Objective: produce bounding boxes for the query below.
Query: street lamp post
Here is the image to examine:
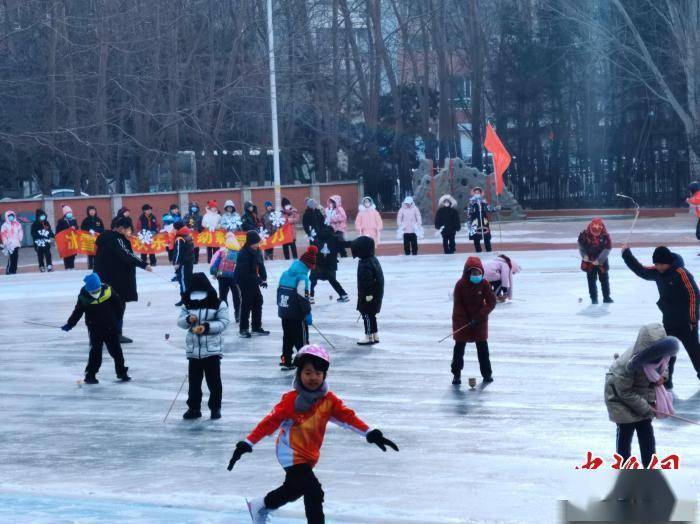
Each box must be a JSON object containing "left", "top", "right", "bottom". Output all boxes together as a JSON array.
[{"left": 266, "top": 0, "right": 282, "bottom": 210}]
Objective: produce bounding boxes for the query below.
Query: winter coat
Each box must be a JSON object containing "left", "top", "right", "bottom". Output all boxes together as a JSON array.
[
  {"left": 81, "top": 215, "right": 104, "bottom": 235},
  {"left": 325, "top": 195, "right": 347, "bottom": 233},
  {"left": 277, "top": 260, "right": 312, "bottom": 320},
  {"left": 183, "top": 211, "right": 203, "bottom": 233},
  {"left": 65, "top": 284, "right": 122, "bottom": 334},
  {"left": 233, "top": 245, "right": 267, "bottom": 287},
  {"left": 578, "top": 219, "right": 612, "bottom": 270},
  {"left": 397, "top": 204, "right": 422, "bottom": 235},
  {"left": 1, "top": 210, "right": 24, "bottom": 251},
  {"left": 351, "top": 236, "right": 384, "bottom": 315},
  {"left": 138, "top": 213, "right": 159, "bottom": 233},
  {"left": 281, "top": 203, "right": 300, "bottom": 241},
  {"left": 467, "top": 197, "right": 491, "bottom": 240},
  {"left": 94, "top": 230, "right": 148, "bottom": 302},
  {"left": 210, "top": 247, "right": 238, "bottom": 279},
  {"left": 177, "top": 273, "right": 230, "bottom": 359},
  {"left": 604, "top": 324, "right": 668, "bottom": 424},
  {"left": 434, "top": 195, "right": 461, "bottom": 236},
  {"left": 110, "top": 207, "right": 133, "bottom": 230},
  {"left": 688, "top": 191, "right": 700, "bottom": 218},
  {"left": 173, "top": 229, "right": 195, "bottom": 267},
  {"left": 31, "top": 209, "right": 54, "bottom": 248},
  {"left": 483, "top": 257, "right": 521, "bottom": 298},
  {"left": 303, "top": 208, "right": 325, "bottom": 241},
  {"left": 245, "top": 389, "right": 369, "bottom": 468},
  {"left": 55, "top": 216, "right": 78, "bottom": 234},
  {"left": 355, "top": 197, "right": 383, "bottom": 245},
  {"left": 220, "top": 211, "right": 242, "bottom": 232},
  {"left": 241, "top": 202, "right": 260, "bottom": 232},
  {"left": 622, "top": 249, "right": 699, "bottom": 329},
  {"left": 452, "top": 257, "right": 497, "bottom": 342},
  {"left": 312, "top": 227, "right": 342, "bottom": 278},
  {"left": 201, "top": 208, "right": 221, "bottom": 231},
  {"left": 262, "top": 209, "right": 278, "bottom": 234}
]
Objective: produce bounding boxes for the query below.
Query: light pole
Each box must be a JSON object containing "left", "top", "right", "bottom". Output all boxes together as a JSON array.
[{"left": 266, "top": 0, "right": 281, "bottom": 210}]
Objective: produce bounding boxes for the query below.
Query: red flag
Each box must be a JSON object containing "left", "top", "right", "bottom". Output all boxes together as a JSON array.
[{"left": 484, "top": 123, "right": 511, "bottom": 195}]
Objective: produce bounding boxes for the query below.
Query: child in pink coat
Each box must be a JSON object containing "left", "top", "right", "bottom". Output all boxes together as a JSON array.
[
  {"left": 396, "top": 196, "right": 423, "bottom": 255},
  {"left": 1, "top": 209, "right": 24, "bottom": 274},
  {"left": 355, "top": 196, "right": 383, "bottom": 245},
  {"left": 483, "top": 254, "right": 521, "bottom": 301},
  {"left": 325, "top": 195, "right": 348, "bottom": 257}
]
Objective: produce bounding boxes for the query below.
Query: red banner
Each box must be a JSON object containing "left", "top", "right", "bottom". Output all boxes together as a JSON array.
[{"left": 56, "top": 223, "right": 294, "bottom": 258}]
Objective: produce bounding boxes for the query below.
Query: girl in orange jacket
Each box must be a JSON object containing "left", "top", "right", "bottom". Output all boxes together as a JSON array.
[{"left": 227, "top": 345, "right": 398, "bottom": 523}]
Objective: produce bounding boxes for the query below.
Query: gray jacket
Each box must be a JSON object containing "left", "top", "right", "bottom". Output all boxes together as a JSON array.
[
  {"left": 177, "top": 301, "right": 230, "bottom": 359},
  {"left": 604, "top": 323, "right": 667, "bottom": 424}
]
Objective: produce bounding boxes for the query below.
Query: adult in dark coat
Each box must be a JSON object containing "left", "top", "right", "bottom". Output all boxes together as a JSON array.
[
  {"left": 232, "top": 230, "right": 269, "bottom": 337},
  {"left": 31, "top": 208, "right": 54, "bottom": 272},
  {"left": 241, "top": 201, "right": 261, "bottom": 232},
  {"left": 434, "top": 194, "right": 461, "bottom": 254},
  {"left": 451, "top": 256, "right": 497, "bottom": 384},
  {"left": 622, "top": 244, "right": 700, "bottom": 388},
  {"left": 81, "top": 205, "right": 105, "bottom": 270},
  {"left": 302, "top": 198, "right": 325, "bottom": 243},
  {"left": 94, "top": 216, "right": 151, "bottom": 343},
  {"left": 351, "top": 235, "right": 384, "bottom": 345}
]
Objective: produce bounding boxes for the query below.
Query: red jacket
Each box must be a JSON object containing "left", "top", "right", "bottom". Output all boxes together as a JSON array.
[
  {"left": 452, "top": 257, "right": 497, "bottom": 342},
  {"left": 246, "top": 390, "right": 369, "bottom": 468},
  {"left": 688, "top": 191, "right": 700, "bottom": 217}
]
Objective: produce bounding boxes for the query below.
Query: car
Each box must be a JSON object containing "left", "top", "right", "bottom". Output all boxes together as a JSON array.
[{"left": 31, "top": 188, "right": 90, "bottom": 199}]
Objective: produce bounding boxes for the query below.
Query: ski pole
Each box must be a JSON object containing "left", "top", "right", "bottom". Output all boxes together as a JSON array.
[
  {"left": 311, "top": 324, "right": 336, "bottom": 350},
  {"left": 616, "top": 193, "right": 641, "bottom": 244},
  {"left": 652, "top": 408, "right": 700, "bottom": 426},
  {"left": 24, "top": 320, "right": 61, "bottom": 329},
  {"left": 163, "top": 374, "right": 188, "bottom": 423},
  {"left": 438, "top": 323, "right": 471, "bottom": 343}
]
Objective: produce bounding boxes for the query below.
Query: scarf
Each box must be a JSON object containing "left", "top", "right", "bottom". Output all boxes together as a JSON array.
[
  {"left": 293, "top": 376, "right": 329, "bottom": 413},
  {"left": 643, "top": 356, "right": 674, "bottom": 419}
]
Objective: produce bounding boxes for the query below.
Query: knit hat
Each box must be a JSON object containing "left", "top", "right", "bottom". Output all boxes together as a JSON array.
[
  {"left": 264, "top": 200, "right": 273, "bottom": 208},
  {"left": 142, "top": 203, "right": 152, "bottom": 211},
  {"left": 403, "top": 196, "right": 414, "bottom": 205},
  {"left": 207, "top": 200, "right": 217, "bottom": 209},
  {"left": 246, "top": 230, "right": 261, "bottom": 245},
  {"left": 300, "top": 245, "right": 318, "bottom": 269},
  {"left": 305, "top": 198, "right": 317, "bottom": 208},
  {"left": 652, "top": 246, "right": 674, "bottom": 265},
  {"left": 62, "top": 204, "right": 73, "bottom": 215},
  {"left": 282, "top": 197, "right": 291, "bottom": 207},
  {"left": 83, "top": 273, "right": 102, "bottom": 293}
]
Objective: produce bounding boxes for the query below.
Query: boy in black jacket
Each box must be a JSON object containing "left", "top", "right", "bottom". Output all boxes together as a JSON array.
[
  {"left": 62, "top": 273, "right": 131, "bottom": 384},
  {"left": 302, "top": 198, "right": 325, "bottom": 243},
  {"left": 173, "top": 221, "right": 195, "bottom": 306},
  {"left": 81, "top": 205, "right": 105, "bottom": 270},
  {"left": 309, "top": 224, "right": 349, "bottom": 304},
  {"left": 622, "top": 244, "right": 700, "bottom": 388},
  {"left": 233, "top": 230, "right": 270, "bottom": 338},
  {"left": 351, "top": 236, "right": 384, "bottom": 345},
  {"left": 31, "top": 208, "right": 54, "bottom": 272}
]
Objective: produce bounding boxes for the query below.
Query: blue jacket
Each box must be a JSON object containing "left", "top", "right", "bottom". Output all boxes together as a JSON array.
[{"left": 277, "top": 260, "right": 311, "bottom": 320}]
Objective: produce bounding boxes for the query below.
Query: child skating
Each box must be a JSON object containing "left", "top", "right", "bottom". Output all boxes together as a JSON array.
[
  {"left": 451, "top": 257, "right": 497, "bottom": 385},
  {"left": 177, "top": 272, "right": 230, "bottom": 420},
  {"left": 578, "top": 218, "right": 613, "bottom": 304},
  {"left": 210, "top": 233, "right": 241, "bottom": 323},
  {"left": 351, "top": 236, "right": 384, "bottom": 345},
  {"left": 277, "top": 246, "right": 317, "bottom": 369},
  {"left": 61, "top": 273, "right": 130, "bottom": 384},
  {"left": 309, "top": 224, "right": 349, "bottom": 303},
  {"left": 226, "top": 345, "right": 398, "bottom": 523}
]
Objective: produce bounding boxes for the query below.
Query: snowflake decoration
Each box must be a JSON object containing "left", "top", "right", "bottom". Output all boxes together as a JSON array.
[
  {"left": 257, "top": 227, "right": 269, "bottom": 242},
  {"left": 232, "top": 215, "right": 243, "bottom": 229},
  {"left": 138, "top": 230, "right": 154, "bottom": 245},
  {"left": 320, "top": 242, "right": 331, "bottom": 256},
  {"left": 270, "top": 211, "right": 286, "bottom": 229},
  {"left": 308, "top": 227, "right": 317, "bottom": 241}
]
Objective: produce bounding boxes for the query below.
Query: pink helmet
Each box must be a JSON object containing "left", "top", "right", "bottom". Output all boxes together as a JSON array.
[{"left": 296, "top": 344, "right": 329, "bottom": 364}]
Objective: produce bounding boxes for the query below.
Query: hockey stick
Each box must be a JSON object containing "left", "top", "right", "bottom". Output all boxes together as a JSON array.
[
  {"left": 163, "top": 374, "right": 188, "bottom": 423},
  {"left": 616, "top": 193, "right": 641, "bottom": 244},
  {"left": 438, "top": 323, "right": 471, "bottom": 343},
  {"left": 311, "top": 324, "right": 336, "bottom": 350},
  {"left": 652, "top": 408, "right": 700, "bottom": 426},
  {"left": 24, "top": 320, "right": 61, "bottom": 329}
]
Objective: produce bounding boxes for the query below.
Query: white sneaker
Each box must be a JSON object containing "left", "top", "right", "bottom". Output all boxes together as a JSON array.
[
  {"left": 357, "top": 334, "right": 373, "bottom": 346},
  {"left": 371, "top": 333, "right": 379, "bottom": 344},
  {"left": 246, "top": 497, "right": 270, "bottom": 523}
]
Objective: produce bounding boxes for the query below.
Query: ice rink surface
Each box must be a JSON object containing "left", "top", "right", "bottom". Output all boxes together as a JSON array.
[{"left": 1, "top": 246, "right": 699, "bottom": 523}]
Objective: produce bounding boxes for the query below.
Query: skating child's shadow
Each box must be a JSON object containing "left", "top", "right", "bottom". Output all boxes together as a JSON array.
[
  {"left": 446, "top": 384, "right": 487, "bottom": 416},
  {"left": 576, "top": 304, "right": 611, "bottom": 317}
]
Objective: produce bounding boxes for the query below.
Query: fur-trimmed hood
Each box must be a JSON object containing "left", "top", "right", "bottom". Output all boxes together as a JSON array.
[{"left": 438, "top": 194, "right": 457, "bottom": 208}]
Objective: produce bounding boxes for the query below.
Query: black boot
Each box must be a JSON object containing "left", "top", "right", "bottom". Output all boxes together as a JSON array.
[
  {"left": 252, "top": 328, "right": 270, "bottom": 336},
  {"left": 591, "top": 297, "right": 599, "bottom": 305},
  {"left": 119, "top": 335, "right": 133, "bottom": 344},
  {"left": 603, "top": 297, "right": 614, "bottom": 303},
  {"left": 117, "top": 367, "right": 131, "bottom": 381},
  {"left": 84, "top": 374, "right": 99, "bottom": 384},
  {"left": 183, "top": 409, "right": 201, "bottom": 420},
  {"left": 210, "top": 409, "right": 221, "bottom": 420},
  {"left": 452, "top": 371, "right": 461, "bottom": 385}
]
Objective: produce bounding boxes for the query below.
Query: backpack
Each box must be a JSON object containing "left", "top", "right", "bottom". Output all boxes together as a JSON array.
[{"left": 217, "top": 250, "right": 237, "bottom": 277}]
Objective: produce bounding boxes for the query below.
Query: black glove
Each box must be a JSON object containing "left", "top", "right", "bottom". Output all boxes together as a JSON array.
[
  {"left": 61, "top": 324, "right": 72, "bottom": 332},
  {"left": 227, "top": 441, "right": 252, "bottom": 470},
  {"left": 366, "top": 429, "right": 399, "bottom": 452},
  {"left": 467, "top": 319, "right": 478, "bottom": 328}
]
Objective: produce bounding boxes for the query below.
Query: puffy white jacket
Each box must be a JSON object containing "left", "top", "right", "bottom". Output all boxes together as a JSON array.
[{"left": 177, "top": 301, "right": 230, "bottom": 359}]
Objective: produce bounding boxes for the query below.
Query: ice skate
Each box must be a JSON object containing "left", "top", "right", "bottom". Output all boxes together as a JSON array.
[
  {"left": 84, "top": 374, "right": 99, "bottom": 385},
  {"left": 246, "top": 497, "right": 270, "bottom": 523},
  {"left": 182, "top": 409, "right": 202, "bottom": 420},
  {"left": 357, "top": 334, "right": 373, "bottom": 345},
  {"left": 252, "top": 328, "right": 270, "bottom": 336},
  {"left": 337, "top": 295, "right": 350, "bottom": 302}
]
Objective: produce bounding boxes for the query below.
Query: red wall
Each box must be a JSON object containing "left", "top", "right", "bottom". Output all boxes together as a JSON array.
[
  {"left": 0, "top": 199, "right": 44, "bottom": 221},
  {"left": 320, "top": 183, "right": 359, "bottom": 219},
  {"left": 53, "top": 197, "right": 112, "bottom": 225}
]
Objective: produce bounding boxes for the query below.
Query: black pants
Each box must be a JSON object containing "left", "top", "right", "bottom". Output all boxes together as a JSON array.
[
  {"left": 64, "top": 254, "right": 76, "bottom": 269},
  {"left": 116, "top": 300, "right": 127, "bottom": 335},
  {"left": 37, "top": 246, "right": 52, "bottom": 269},
  {"left": 310, "top": 272, "right": 347, "bottom": 298},
  {"left": 176, "top": 264, "right": 193, "bottom": 296},
  {"left": 403, "top": 233, "right": 418, "bottom": 255},
  {"left": 193, "top": 246, "right": 200, "bottom": 265},
  {"left": 696, "top": 218, "right": 700, "bottom": 240},
  {"left": 283, "top": 241, "right": 298, "bottom": 260},
  {"left": 335, "top": 231, "right": 347, "bottom": 258},
  {"left": 187, "top": 356, "right": 222, "bottom": 411},
  {"left": 206, "top": 247, "right": 216, "bottom": 263},
  {"left": 451, "top": 340, "right": 492, "bottom": 379},
  {"left": 264, "top": 464, "right": 324, "bottom": 524},
  {"left": 240, "top": 284, "right": 263, "bottom": 332},
  {"left": 490, "top": 279, "right": 506, "bottom": 299},
  {"left": 442, "top": 233, "right": 456, "bottom": 254},
  {"left": 282, "top": 318, "right": 309, "bottom": 361},
  {"left": 616, "top": 419, "right": 655, "bottom": 468},
  {"left": 5, "top": 247, "right": 19, "bottom": 274},
  {"left": 166, "top": 247, "right": 173, "bottom": 263},
  {"left": 218, "top": 278, "right": 240, "bottom": 320},
  {"left": 473, "top": 235, "right": 492, "bottom": 253},
  {"left": 264, "top": 248, "right": 274, "bottom": 260},
  {"left": 664, "top": 323, "right": 700, "bottom": 381},
  {"left": 87, "top": 254, "right": 95, "bottom": 270},
  {"left": 362, "top": 313, "right": 378, "bottom": 335},
  {"left": 85, "top": 330, "right": 126, "bottom": 376},
  {"left": 586, "top": 267, "right": 611, "bottom": 300},
  {"left": 141, "top": 253, "right": 157, "bottom": 266}
]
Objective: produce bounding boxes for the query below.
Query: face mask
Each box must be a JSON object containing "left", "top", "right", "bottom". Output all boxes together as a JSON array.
[
  {"left": 66, "top": 213, "right": 73, "bottom": 220},
  {"left": 8, "top": 215, "right": 15, "bottom": 222},
  {"left": 190, "top": 291, "right": 207, "bottom": 300},
  {"left": 445, "top": 202, "right": 451, "bottom": 207},
  {"left": 191, "top": 207, "right": 198, "bottom": 213},
  {"left": 284, "top": 205, "right": 291, "bottom": 210},
  {"left": 474, "top": 194, "right": 482, "bottom": 200},
  {"left": 39, "top": 215, "right": 46, "bottom": 221},
  {"left": 469, "top": 275, "right": 483, "bottom": 284}
]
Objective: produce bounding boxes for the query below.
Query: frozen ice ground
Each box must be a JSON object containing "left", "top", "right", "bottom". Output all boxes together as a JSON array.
[{"left": 1, "top": 246, "right": 700, "bottom": 523}]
